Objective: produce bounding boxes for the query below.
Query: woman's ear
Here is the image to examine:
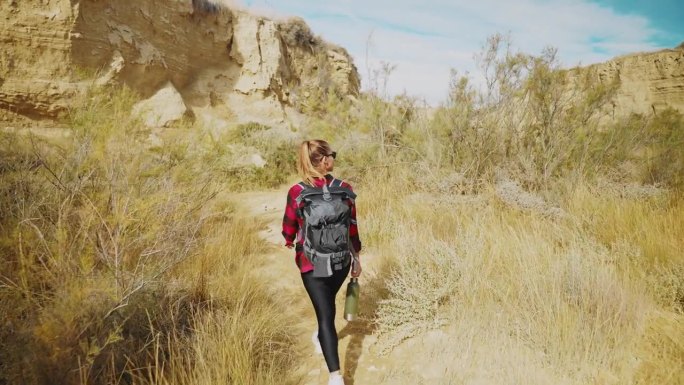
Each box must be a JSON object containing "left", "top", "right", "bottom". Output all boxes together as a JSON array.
[{"left": 326, "top": 156, "right": 334, "bottom": 171}]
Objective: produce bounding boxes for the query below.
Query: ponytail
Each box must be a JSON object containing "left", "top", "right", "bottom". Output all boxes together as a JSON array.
[{"left": 297, "top": 140, "right": 331, "bottom": 186}]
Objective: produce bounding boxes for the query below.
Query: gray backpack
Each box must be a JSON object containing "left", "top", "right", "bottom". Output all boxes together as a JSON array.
[{"left": 296, "top": 179, "right": 356, "bottom": 277}]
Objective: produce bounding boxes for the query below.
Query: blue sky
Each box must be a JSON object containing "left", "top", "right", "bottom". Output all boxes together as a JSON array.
[{"left": 233, "top": 0, "right": 683, "bottom": 105}]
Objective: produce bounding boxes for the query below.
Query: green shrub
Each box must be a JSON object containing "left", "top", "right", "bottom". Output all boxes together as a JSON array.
[
  {"left": 643, "top": 108, "right": 684, "bottom": 188},
  {"left": 589, "top": 108, "right": 684, "bottom": 189}
]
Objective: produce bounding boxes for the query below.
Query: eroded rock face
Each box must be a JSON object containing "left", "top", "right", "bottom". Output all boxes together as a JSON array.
[
  {"left": 0, "top": 0, "right": 360, "bottom": 126},
  {"left": 569, "top": 48, "right": 684, "bottom": 120},
  {"left": 132, "top": 82, "right": 189, "bottom": 128},
  {"left": 230, "top": 13, "right": 284, "bottom": 95},
  {"left": 0, "top": 0, "right": 79, "bottom": 119}
]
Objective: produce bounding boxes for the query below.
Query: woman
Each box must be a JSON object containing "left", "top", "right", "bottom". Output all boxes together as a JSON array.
[{"left": 282, "top": 140, "right": 362, "bottom": 385}]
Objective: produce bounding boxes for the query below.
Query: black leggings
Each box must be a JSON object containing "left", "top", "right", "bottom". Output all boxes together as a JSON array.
[{"left": 301, "top": 263, "right": 350, "bottom": 372}]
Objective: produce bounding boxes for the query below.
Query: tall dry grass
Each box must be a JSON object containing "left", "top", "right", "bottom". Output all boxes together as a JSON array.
[
  {"left": 346, "top": 168, "right": 682, "bottom": 384},
  {"left": 0, "top": 86, "right": 299, "bottom": 385},
  {"left": 134, "top": 220, "right": 299, "bottom": 385}
]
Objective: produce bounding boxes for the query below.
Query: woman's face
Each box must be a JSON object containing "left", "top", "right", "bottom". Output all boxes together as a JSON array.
[{"left": 321, "top": 150, "right": 336, "bottom": 172}]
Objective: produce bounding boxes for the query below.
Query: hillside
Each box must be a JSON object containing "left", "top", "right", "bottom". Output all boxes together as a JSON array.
[
  {"left": 0, "top": 0, "right": 359, "bottom": 127},
  {"left": 569, "top": 47, "right": 684, "bottom": 120},
  {"left": 2, "top": 0, "right": 683, "bottom": 128}
]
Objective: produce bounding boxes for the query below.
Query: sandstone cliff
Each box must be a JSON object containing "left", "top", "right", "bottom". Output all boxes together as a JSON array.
[
  {"left": 0, "top": 0, "right": 360, "bottom": 126},
  {"left": 569, "top": 47, "right": 684, "bottom": 120}
]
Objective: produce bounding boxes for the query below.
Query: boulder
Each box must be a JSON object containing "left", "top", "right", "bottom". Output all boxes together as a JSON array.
[{"left": 132, "top": 82, "right": 189, "bottom": 127}]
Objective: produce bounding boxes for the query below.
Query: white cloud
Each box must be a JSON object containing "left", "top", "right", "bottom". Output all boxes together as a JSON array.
[{"left": 237, "top": 0, "right": 667, "bottom": 105}]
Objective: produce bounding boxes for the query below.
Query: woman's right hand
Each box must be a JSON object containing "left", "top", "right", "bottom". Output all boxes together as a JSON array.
[
  {"left": 351, "top": 251, "right": 362, "bottom": 277},
  {"left": 351, "top": 261, "right": 362, "bottom": 278}
]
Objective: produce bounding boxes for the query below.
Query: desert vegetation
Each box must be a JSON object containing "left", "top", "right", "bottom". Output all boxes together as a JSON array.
[
  {"left": 302, "top": 34, "right": 683, "bottom": 384},
  {"left": 0, "top": 88, "right": 299, "bottom": 385},
  {"left": 1, "top": 34, "right": 682, "bottom": 385}
]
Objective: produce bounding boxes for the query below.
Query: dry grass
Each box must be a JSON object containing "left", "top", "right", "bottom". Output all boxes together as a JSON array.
[
  {"left": 0, "top": 86, "right": 299, "bottom": 385},
  {"left": 132, "top": 220, "right": 299, "bottom": 385},
  {"left": 353, "top": 171, "right": 682, "bottom": 384}
]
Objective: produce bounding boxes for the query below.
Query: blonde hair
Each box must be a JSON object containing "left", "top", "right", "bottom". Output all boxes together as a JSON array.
[{"left": 297, "top": 140, "right": 332, "bottom": 186}]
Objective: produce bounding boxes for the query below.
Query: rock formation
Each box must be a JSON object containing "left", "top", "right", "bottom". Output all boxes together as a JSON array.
[
  {"left": 132, "top": 82, "right": 190, "bottom": 128},
  {"left": 569, "top": 47, "right": 684, "bottom": 120},
  {"left": 0, "top": 0, "right": 360, "bottom": 126},
  {"left": 2, "top": 0, "right": 681, "bottom": 127}
]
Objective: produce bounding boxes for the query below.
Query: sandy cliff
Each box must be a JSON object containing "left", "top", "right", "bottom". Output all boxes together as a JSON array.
[
  {"left": 570, "top": 48, "right": 684, "bottom": 120},
  {"left": 2, "top": 1, "right": 681, "bottom": 127},
  {"left": 0, "top": 0, "right": 359, "bottom": 126}
]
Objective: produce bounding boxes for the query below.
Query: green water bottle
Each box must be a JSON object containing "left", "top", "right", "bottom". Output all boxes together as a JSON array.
[{"left": 344, "top": 277, "right": 360, "bottom": 321}]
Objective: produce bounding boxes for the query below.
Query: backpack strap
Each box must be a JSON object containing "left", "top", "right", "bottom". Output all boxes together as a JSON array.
[
  {"left": 331, "top": 178, "right": 344, "bottom": 187},
  {"left": 295, "top": 182, "right": 308, "bottom": 205},
  {"left": 297, "top": 179, "right": 355, "bottom": 202},
  {"left": 330, "top": 178, "right": 355, "bottom": 202}
]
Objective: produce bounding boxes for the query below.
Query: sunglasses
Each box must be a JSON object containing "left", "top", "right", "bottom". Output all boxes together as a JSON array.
[{"left": 327, "top": 151, "right": 337, "bottom": 159}]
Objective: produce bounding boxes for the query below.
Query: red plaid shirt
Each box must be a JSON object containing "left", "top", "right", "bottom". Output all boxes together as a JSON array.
[{"left": 281, "top": 174, "right": 361, "bottom": 273}]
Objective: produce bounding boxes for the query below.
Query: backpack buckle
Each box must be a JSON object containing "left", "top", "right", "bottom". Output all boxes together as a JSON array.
[{"left": 322, "top": 184, "right": 332, "bottom": 202}]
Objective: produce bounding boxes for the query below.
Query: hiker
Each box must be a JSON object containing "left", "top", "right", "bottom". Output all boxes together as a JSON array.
[{"left": 282, "top": 139, "right": 362, "bottom": 385}]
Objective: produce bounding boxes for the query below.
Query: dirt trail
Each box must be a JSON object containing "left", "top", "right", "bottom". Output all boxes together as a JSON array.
[{"left": 234, "top": 187, "right": 387, "bottom": 385}]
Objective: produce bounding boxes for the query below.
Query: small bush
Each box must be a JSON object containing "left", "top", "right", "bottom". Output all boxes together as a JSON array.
[
  {"left": 225, "top": 123, "right": 298, "bottom": 190},
  {"left": 588, "top": 108, "right": 684, "bottom": 189},
  {"left": 277, "top": 17, "right": 322, "bottom": 50},
  {"left": 374, "top": 238, "right": 462, "bottom": 355},
  {"left": 191, "top": 0, "right": 224, "bottom": 14}
]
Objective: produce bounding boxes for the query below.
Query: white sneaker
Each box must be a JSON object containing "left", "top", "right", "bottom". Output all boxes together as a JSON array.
[
  {"left": 328, "top": 373, "right": 345, "bottom": 385},
  {"left": 311, "top": 330, "right": 323, "bottom": 354}
]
